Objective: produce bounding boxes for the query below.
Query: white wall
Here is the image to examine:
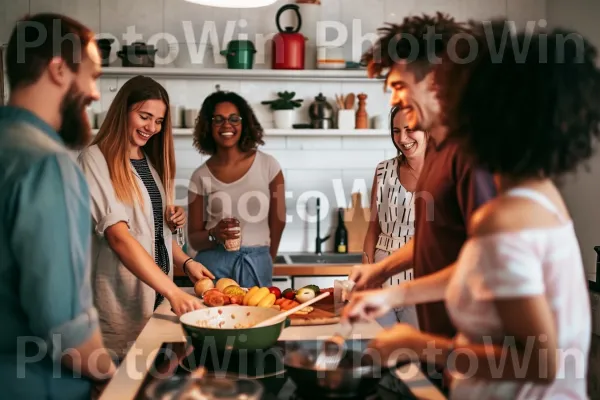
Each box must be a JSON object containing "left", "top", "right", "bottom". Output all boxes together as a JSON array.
[
  {"left": 547, "top": 0, "right": 600, "bottom": 281},
  {"left": 1, "top": 0, "right": 547, "bottom": 253}
]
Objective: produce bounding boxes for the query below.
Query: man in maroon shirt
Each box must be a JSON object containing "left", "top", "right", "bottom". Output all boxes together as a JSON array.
[{"left": 348, "top": 14, "right": 496, "bottom": 392}]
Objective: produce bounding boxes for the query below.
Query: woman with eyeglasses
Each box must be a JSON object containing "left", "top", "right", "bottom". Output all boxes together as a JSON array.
[{"left": 187, "top": 91, "right": 286, "bottom": 288}]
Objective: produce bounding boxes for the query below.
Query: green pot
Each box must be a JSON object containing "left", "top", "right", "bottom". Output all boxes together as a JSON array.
[
  {"left": 180, "top": 306, "right": 290, "bottom": 352},
  {"left": 220, "top": 40, "right": 256, "bottom": 69}
]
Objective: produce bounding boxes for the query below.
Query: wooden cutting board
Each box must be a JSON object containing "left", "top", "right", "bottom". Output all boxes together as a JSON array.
[
  {"left": 344, "top": 192, "right": 371, "bottom": 253},
  {"left": 288, "top": 302, "right": 340, "bottom": 326}
]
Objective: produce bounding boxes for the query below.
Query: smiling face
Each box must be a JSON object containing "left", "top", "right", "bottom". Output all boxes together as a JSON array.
[
  {"left": 211, "top": 101, "right": 243, "bottom": 150},
  {"left": 387, "top": 62, "right": 440, "bottom": 132},
  {"left": 392, "top": 109, "right": 427, "bottom": 161},
  {"left": 128, "top": 99, "right": 166, "bottom": 151}
]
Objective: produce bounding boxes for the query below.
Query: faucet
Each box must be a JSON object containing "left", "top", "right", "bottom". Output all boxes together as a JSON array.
[{"left": 315, "top": 197, "right": 331, "bottom": 255}]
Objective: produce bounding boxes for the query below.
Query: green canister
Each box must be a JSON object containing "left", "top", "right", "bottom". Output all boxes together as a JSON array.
[{"left": 220, "top": 40, "right": 257, "bottom": 69}]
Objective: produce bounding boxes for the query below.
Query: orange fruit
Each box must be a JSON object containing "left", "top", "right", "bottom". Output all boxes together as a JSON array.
[{"left": 222, "top": 285, "right": 245, "bottom": 297}]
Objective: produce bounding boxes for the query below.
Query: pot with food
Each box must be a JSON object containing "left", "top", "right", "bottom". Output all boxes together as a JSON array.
[{"left": 179, "top": 306, "right": 290, "bottom": 352}]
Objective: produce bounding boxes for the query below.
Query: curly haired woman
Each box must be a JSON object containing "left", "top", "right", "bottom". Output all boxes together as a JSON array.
[
  {"left": 345, "top": 22, "right": 600, "bottom": 399},
  {"left": 187, "top": 91, "right": 286, "bottom": 288}
]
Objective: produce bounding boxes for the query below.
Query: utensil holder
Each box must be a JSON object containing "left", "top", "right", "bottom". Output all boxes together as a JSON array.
[
  {"left": 337, "top": 109, "right": 354, "bottom": 130},
  {"left": 184, "top": 109, "right": 199, "bottom": 128}
]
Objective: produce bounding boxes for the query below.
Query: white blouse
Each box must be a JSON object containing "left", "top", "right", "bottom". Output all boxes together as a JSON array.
[{"left": 445, "top": 189, "right": 591, "bottom": 399}]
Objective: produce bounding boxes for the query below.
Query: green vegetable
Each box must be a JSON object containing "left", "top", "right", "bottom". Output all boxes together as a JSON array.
[{"left": 303, "top": 285, "right": 320, "bottom": 295}]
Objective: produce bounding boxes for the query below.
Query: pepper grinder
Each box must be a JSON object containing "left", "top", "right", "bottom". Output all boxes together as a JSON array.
[{"left": 355, "top": 93, "right": 368, "bottom": 129}]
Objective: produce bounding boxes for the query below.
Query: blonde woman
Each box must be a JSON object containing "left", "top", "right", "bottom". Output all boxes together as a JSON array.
[{"left": 78, "top": 76, "right": 213, "bottom": 360}]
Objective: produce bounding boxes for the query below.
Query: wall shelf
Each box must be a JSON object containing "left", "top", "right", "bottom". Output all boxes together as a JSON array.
[
  {"left": 98, "top": 67, "right": 384, "bottom": 82},
  {"left": 91, "top": 128, "right": 388, "bottom": 137}
]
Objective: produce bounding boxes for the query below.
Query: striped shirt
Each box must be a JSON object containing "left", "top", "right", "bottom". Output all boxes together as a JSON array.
[
  {"left": 375, "top": 157, "right": 416, "bottom": 286},
  {"left": 375, "top": 157, "right": 416, "bottom": 252},
  {"left": 131, "top": 158, "right": 170, "bottom": 309}
]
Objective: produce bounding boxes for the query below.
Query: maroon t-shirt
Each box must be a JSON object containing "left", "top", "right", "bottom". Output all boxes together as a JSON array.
[{"left": 413, "top": 138, "right": 497, "bottom": 338}]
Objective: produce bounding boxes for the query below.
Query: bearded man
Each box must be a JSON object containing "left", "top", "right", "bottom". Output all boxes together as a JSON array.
[{"left": 0, "top": 13, "right": 115, "bottom": 400}]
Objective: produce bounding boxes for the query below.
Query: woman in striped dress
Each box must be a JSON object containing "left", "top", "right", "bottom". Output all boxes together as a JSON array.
[
  {"left": 362, "top": 106, "right": 427, "bottom": 328},
  {"left": 78, "top": 76, "right": 214, "bottom": 360}
]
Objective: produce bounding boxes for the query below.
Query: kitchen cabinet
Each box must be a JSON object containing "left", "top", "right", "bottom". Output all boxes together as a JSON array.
[{"left": 293, "top": 276, "right": 347, "bottom": 290}]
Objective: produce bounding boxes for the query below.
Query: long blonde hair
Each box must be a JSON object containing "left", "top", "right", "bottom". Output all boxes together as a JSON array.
[{"left": 92, "top": 75, "right": 175, "bottom": 206}]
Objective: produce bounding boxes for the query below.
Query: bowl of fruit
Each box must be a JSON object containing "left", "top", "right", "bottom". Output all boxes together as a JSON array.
[{"left": 181, "top": 278, "right": 294, "bottom": 351}]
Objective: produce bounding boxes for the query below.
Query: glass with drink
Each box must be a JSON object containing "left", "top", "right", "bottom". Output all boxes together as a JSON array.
[{"left": 223, "top": 218, "right": 241, "bottom": 251}]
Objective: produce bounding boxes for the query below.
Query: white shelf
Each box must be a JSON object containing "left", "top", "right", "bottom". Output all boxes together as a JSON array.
[
  {"left": 98, "top": 67, "right": 383, "bottom": 82},
  {"left": 91, "top": 128, "right": 388, "bottom": 137},
  {"left": 264, "top": 128, "right": 387, "bottom": 136}
]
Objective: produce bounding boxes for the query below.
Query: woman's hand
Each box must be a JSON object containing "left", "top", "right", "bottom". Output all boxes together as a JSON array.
[
  {"left": 367, "top": 323, "right": 424, "bottom": 367},
  {"left": 167, "top": 289, "right": 203, "bottom": 316},
  {"left": 342, "top": 286, "right": 405, "bottom": 322},
  {"left": 185, "top": 260, "right": 215, "bottom": 284},
  {"left": 211, "top": 219, "right": 240, "bottom": 243},
  {"left": 166, "top": 206, "right": 186, "bottom": 232}
]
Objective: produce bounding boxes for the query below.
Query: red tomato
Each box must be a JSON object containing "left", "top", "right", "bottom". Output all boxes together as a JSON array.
[
  {"left": 282, "top": 288, "right": 296, "bottom": 300},
  {"left": 268, "top": 286, "right": 282, "bottom": 299}
]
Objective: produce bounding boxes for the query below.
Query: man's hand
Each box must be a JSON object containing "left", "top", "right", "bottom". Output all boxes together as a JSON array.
[{"left": 348, "top": 263, "right": 387, "bottom": 291}]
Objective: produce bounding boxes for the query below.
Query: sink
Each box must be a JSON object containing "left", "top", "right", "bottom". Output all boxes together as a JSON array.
[
  {"left": 273, "top": 255, "right": 287, "bottom": 264},
  {"left": 276, "top": 253, "right": 362, "bottom": 265}
]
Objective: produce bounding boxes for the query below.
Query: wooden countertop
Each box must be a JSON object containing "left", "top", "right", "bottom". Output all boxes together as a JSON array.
[{"left": 174, "top": 264, "right": 354, "bottom": 278}]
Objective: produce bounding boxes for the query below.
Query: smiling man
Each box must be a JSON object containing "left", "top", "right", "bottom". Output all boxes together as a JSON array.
[
  {"left": 0, "top": 13, "right": 115, "bottom": 399},
  {"left": 347, "top": 13, "right": 497, "bottom": 393}
]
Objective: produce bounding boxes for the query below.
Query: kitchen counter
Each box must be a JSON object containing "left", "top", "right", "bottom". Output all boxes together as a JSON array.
[
  {"left": 99, "top": 289, "right": 446, "bottom": 400},
  {"left": 174, "top": 264, "right": 353, "bottom": 278}
]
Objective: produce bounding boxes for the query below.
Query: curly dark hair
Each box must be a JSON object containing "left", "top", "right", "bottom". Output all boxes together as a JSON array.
[
  {"left": 361, "top": 12, "right": 467, "bottom": 84},
  {"left": 436, "top": 20, "right": 600, "bottom": 178},
  {"left": 192, "top": 91, "right": 264, "bottom": 155}
]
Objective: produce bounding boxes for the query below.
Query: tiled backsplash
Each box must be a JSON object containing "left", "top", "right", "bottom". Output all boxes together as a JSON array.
[
  {"left": 173, "top": 134, "right": 395, "bottom": 253},
  {"left": 1, "top": 0, "right": 548, "bottom": 253}
]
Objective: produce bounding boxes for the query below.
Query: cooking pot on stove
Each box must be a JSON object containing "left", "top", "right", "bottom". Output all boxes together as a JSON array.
[
  {"left": 179, "top": 306, "right": 291, "bottom": 352},
  {"left": 117, "top": 42, "right": 157, "bottom": 67}
]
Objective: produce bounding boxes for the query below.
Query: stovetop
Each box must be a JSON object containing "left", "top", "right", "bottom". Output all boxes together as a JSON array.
[{"left": 134, "top": 341, "right": 418, "bottom": 400}]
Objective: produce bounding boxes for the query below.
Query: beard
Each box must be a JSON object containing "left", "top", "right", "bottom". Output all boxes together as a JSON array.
[{"left": 57, "top": 83, "right": 93, "bottom": 149}]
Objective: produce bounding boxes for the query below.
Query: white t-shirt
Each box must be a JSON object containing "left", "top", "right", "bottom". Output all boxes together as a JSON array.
[{"left": 188, "top": 151, "right": 281, "bottom": 248}]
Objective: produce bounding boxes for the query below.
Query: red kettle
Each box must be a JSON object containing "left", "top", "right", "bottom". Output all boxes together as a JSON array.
[{"left": 272, "top": 4, "right": 305, "bottom": 70}]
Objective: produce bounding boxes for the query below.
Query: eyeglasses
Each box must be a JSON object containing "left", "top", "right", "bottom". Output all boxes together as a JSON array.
[{"left": 212, "top": 115, "right": 242, "bottom": 126}]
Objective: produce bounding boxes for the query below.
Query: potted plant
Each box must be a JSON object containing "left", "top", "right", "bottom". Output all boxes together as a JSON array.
[{"left": 261, "top": 91, "right": 303, "bottom": 129}]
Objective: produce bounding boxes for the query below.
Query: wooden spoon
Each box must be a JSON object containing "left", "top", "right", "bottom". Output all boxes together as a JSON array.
[
  {"left": 344, "top": 93, "right": 355, "bottom": 109},
  {"left": 253, "top": 291, "right": 330, "bottom": 328}
]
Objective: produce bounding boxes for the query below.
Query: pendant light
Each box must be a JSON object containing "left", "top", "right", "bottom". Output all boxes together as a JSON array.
[{"left": 184, "top": 0, "right": 278, "bottom": 8}]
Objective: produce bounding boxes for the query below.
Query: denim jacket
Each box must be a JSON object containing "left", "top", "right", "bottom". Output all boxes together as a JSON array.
[{"left": 0, "top": 106, "right": 97, "bottom": 399}]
